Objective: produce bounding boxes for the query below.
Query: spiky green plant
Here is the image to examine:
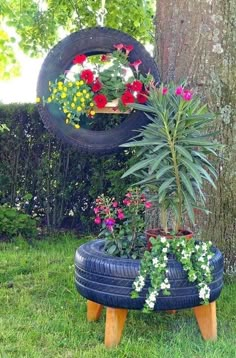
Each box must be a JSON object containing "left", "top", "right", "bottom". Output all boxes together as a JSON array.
[{"left": 121, "top": 83, "right": 220, "bottom": 232}]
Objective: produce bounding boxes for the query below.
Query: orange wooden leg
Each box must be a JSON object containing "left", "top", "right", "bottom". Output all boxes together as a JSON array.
[
  {"left": 193, "top": 301, "right": 217, "bottom": 341},
  {"left": 105, "top": 307, "right": 128, "bottom": 348},
  {"left": 87, "top": 300, "right": 103, "bottom": 321}
]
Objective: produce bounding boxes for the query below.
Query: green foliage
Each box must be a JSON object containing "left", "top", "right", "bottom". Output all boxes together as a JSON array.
[
  {"left": 0, "top": 205, "right": 37, "bottom": 239},
  {"left": 122, "top": 83, "right": 220, "bottom": 232},
  {"left": 0, "top": 103, "right": 132, "bottom": 231},
  {"left": 0, "top": 0, "right": 155, "bottom": 77}
]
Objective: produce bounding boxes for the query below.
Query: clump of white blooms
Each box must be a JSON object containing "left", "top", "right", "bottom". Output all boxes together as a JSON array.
[{"left": 131, "top": 236, "right": 214, "bottom": 312}]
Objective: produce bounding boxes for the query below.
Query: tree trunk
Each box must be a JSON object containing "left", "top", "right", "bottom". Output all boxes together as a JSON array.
[{"left": 156, "top": 0, "right": 236, "bottom": 272}]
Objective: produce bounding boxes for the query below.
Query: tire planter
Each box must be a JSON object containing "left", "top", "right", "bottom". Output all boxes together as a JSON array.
[
  {"left": 75, "top": 239, "right": 224, "bottom": 311},
  {"left": 37, "top": 27, "right": 160, "bottom": 154}
]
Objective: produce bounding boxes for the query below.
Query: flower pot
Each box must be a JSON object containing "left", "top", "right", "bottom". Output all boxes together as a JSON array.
[
  {"left": 146, "top": 228, "right": 193, "bottom": 250},
  {"left": 95, "top": 99, "right": 131, "bottom": 114}
]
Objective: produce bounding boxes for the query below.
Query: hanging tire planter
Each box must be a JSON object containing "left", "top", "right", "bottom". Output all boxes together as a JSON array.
[
  {"left": 37, "top": 27, "right": 160, "bottom": 154},
  {"left": 75, "top": 239, "right": 224, "bottom": 311}
]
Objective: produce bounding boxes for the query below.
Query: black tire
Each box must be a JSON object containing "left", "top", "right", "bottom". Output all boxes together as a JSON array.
[
  {"left": 37, "top": 27, "right": 160, "bottom": 154},
  {"left": 75, "top": 239, "right": 224, "bottom": 311}
]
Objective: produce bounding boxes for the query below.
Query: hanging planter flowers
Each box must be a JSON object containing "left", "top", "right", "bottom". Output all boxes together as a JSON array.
[{"left": 40, "top": 44, "right": 153, "bottom": 129}]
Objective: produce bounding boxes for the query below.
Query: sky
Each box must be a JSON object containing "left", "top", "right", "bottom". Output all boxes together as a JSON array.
[{"left": 0, "top": 51, "right": 45, "bottom": 104}]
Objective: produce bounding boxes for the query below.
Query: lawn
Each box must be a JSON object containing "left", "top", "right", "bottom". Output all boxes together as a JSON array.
[{"left": 0, "top": 233, "right": 235, "bottom": 358}]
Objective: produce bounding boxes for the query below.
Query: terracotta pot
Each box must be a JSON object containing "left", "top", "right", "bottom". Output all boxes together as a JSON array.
[{"left": 146, "top": 228, "right": 193, "bottom": 250}]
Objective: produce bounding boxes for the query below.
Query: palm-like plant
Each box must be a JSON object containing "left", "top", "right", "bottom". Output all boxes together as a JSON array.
[{"left": 121, "top": 83, "right": 220, "bottom": 233}]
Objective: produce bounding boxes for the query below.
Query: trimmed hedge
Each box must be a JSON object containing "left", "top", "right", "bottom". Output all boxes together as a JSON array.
[{"left": 0, "top": 104, "right": 133, "bottom": 232}]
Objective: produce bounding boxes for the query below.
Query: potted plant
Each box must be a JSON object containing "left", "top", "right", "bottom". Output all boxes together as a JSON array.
[
  {"left": 37, "top": 43, "right": 152, "bottom": 130},
  {"left": 74, "top": 82, "right": 223, "bottom": 346},
  {"left": 120, "top": 82, "right": 223, "bottom": 310}
]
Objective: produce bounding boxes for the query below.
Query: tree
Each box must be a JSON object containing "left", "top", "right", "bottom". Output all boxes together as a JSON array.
[
  {"left": 0, "top": 0, "right": 154, "bottom": 79},
  {"left": 155, "top": 0, "right": 236, "bottom": 272}
]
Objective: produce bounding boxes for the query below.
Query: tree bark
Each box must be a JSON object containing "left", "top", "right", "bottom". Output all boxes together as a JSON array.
[{"left": 156, "top": 0, "right": 236, "bottom": 272}]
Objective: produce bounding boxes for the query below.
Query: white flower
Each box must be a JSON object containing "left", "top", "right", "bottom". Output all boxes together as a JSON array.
[
  {"left": 160, "top": 236, "right": 166, "bottom": 243},
  {"left": 152, "top": 257, "right": 159, "bottom": 266},
  {"left": 195, "top": 245, "right": 200, "bottom": 251},
  {"left": 164, "top": 278, "right": 169, "bottom": 284},
  {"left": 162, "top": 247, "right": 168, "bottom": 253},
  {"left": 198, "top": 256, "right": 205, "bottom": 262}
]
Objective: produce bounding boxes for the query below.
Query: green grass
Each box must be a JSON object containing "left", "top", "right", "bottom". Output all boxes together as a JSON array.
[{"left": 0, "top": 233, "right": 235, "bottom": 358}]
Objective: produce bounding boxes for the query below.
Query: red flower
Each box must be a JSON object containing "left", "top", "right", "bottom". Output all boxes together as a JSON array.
[
  {"left": 80, "top": 69, "right": 94, "bottom": 84},
  {"left": 92, "top": 79, "right": 102, "bottom": 92},
  {"left": 121, "top": 91, "right": 135, "bottom": 106},
  {"left": 130, "top": 59, "right": 142, "bottom": 72},
  {"left": 73, "top": 54, "right": 87, "bottom": 65},
  {"left": 123, "top": 45, "right": 134, "bottom": 55},
  {"left": 130, "top": 80, "right": 143, "bottom": 92},
  {"left": 101, "top": 54, "right": 109, "bottom": 62},
  {"left": 175, "top": 86, "right": 183, "bottom": 96},
  {"left": 137, "top": 91, "right": 148, "bottom": 104},
  {"left": 114, "top": 43, "right": 124, "bottom": 51},
  {"left": 94, "top": 94, "right": 108, "bottom": 108},
  {"left": 126, "top": 83, "right": 133, "bottom": 91}
]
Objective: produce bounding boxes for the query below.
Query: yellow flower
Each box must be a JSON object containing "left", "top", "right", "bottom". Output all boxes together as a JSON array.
[
  {"left": 47, "top": 97, "right": 52, "bottom": 103},
  {"left": 53, "top": 88, "right": 57, "bottom": 93},
  {"left": 68, "top": 82, "right": 73, "bottom": 87},
  {"left": 61, "top": 93, "right": 67, "bottom": 99},
  {"left": 63, "top": 87, "right": 67, "bottom": 91},
  {"left": 82, "top": 89, "right": 87, "bottom": 94},
  {"left": 71, "top": 103, "right": 75, "bottom": 108},
  {"left": 90, "top": 102, "right": 94, "bottom": 107},
  {"left": 57, "top": 81, "right": 63, "bottom": 87},
  {"left": 51, "top": 94, "right": 55, "bottom": 99},
  {"left": 76, "top": 92, "right": 82, "bottom": 97},
  {"left": 77, "top": 106, "right": 82, "bottom": 112},
  {"left": 74, "top": 124, "right": 80, "bottom": 129},
  {"left": 76, "top": 81, "right": 80, "bottom": 86},
  {"left": 65, "top": 118, "right": 69, "bottom": 124},
  {"left": 67, "top": 113, "right": 71, "bottom": 118},
  {"left": 79, "top": 80, "right": 84, "bottom": 85},
  {"left": 36, "top": 97, "right": 40, "bottom": 103},
  {"left": 85, "top": 94, "right": 90, "bottom": 99},
  {"left": 73, "top": 96, "right": 77, "bottom": 102},
  {"left": 81, "top": 103, "right": 85, "bottom": 108},
  {"left": 81, "top": 97, "right": 85, "bottom": 102},
  {"left": 63, "top": 108, "right": 68, "bottom": 113},
  {"left": 90, "top": 110, "right": 96, "bottom": 116}
]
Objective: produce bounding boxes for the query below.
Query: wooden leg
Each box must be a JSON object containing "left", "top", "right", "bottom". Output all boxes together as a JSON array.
[
  {"left": 87, "top": 300, "right": 103, "bottom": 321},
  {"left": 193, "top": 301, "right": 217, "bottom": 341},
  {"left": 105, "top": 307, "right": 128, "bottom": 348}
]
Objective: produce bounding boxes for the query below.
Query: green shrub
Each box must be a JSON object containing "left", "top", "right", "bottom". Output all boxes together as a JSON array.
[{"left": 0, "top": 206, "right": 37, "bottom": 240}]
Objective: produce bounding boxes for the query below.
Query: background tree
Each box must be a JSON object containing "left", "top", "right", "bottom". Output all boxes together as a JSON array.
[
  {"left": 0, "top": 0, "right": 154, "bottom": 78},
  {"left": 155, "top": 0, "right": 236, "bottom": 272}
]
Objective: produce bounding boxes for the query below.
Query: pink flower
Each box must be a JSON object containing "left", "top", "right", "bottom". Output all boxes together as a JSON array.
[
  {"left": 125, "top": 192, "right": 132, "bottom": 198},
  {"left": 94, "top": 216, "right": 101, "bottom": 224},
  {"left": 104, "top": 217, "right": 116, "bottom": 230},
  {"left": 162, "top": 87, "right": 168, "bottom": 95},
  {"left": 175, "top": 86, "right": 183, "bottom": 96},
  {"left": 123, "top": 199, "right": 131, "bottom": 206},
  {"left": 114, "top": 43, "right": 124, "bottom": 51},
  {"left": 123, "top": 45, "right": 134, "bottom": 55},
  {"left": 130, "top": 59, "right": 142, "bottom": 72},
  {"left": 182, "top": 90, "right": 193, "bottom": 101},
  {"left": 118, "top": 212, "right": 125, "bottom": 220},
  {"left": 145, "top": 201, "right": 152, "bottom": 209},
  {"left": 112, "top": 201, "right": 118, "bottom": 208},
  {"left": 94, "top": 207, "right": 100, "bottom": 214}
]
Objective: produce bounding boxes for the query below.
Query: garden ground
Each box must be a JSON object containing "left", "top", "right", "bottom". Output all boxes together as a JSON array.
[{"left": 0, "top": 233, "right": 235, "bottom": 358}]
